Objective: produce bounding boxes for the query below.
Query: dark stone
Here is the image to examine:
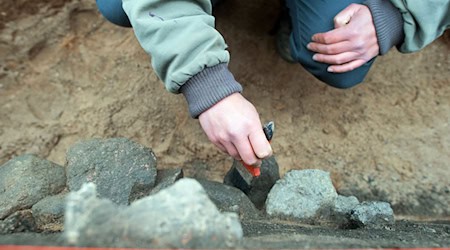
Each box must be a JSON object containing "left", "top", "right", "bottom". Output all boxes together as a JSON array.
[
  {"left": 149, "top": 168, "right": 184, "bottom": 195},
  {"left": 0, "top": 210, "right": 37, "bottom": 234},
  {"left": 197, "top": 179, "right": 261, "bottom": 220},
  {"left": 0, "top": 154, "right": 66, "bottom": 219},
  {"left": 32, "top": 193, "right": 67, "bottom": 232},
  {"left": 66, "top": 138, "right": 157, "bottom": 205},
  {"left": 224, "top": 156, "right": 280, "bottom": 209}
]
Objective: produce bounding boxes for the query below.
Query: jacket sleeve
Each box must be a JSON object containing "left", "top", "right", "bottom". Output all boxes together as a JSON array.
[
  {"left": 122, "top": 0, "right": 242, "bottom": 118},
  {"left": 389, "top": 0, "right": 450, "bottom": 53}
]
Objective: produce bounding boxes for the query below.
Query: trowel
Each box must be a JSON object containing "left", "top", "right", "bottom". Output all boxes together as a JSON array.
[{"left": 233, "top": 121, "right": 275, "bottom": 189}]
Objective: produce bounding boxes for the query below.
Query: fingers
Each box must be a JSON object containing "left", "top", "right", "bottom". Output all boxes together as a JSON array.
[
  {"left": 310, "top": 39, "right": 378, "bottom": 72},
  {"left": 234, "top": 137, "right": 262, "bottom": 167},
  {"left": 234, "top": 127, "right": 272, "bottom": 167},
  {"left": 218, "top": 127, "right": 272, "bottom": 166},
  {"left": 307, "top": 41, "right": 353, "bottom": 55},
  {"left": 311, "top": 30, "right": 345, "bottom": 45},
  {"left": 334, "top": 14, "right": 351, "bottom": 28},
  {"left": 215, "top": 131, "right": 269, "bottom": 167},
  {"left": 221, "top": 141, "right": 241, "bottom": 161},
  {"left": 249, "top": 129, "right": 272, "bottom": 159},
  {"left": 214, "top": 141, "right": 227, "bottom": 154},
  {"left": 313, "top": 51, "right": 359, "bottom": 66},
  {"left": 333, "top": 4, "right": 360, "bottom": 28},
  {"left": 327, "top": 59, "right": 367, "bottom": 73},
  {"left": 198, "top": 93, "right": 271, "bottom": 167},
  {"left": 307, "top": 4, "right": 379, "bottom": 73},
  {"left": 311, "top": 25, "right": 355, "bottom": 45}
]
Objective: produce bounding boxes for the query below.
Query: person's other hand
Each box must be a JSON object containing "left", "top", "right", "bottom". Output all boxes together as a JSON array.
[
  {"left": 307, "top": 4, "right": 379, "bottom": 73},
  {"left": 199, "top": 93, "right": 272, "bottom": 167}
]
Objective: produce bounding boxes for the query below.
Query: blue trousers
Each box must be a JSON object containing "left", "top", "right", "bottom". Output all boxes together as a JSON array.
[
  {"left": 96, "top": 0, "right": 375, "bottom": 88},
  {"left": 286, "top": 0, "right": 375, "bottom": 88}
]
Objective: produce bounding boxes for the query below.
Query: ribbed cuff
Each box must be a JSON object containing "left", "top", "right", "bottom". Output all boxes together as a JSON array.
[
  {"left": 363, "top": 0, "right": 404, "bottom": 55},
  {"left": 180, "top": 63, "right": 243, "bottom": 118}
]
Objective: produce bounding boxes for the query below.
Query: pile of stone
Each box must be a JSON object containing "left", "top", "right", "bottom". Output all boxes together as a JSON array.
[
  {"left": 0, "top": 137, "right": 395, "bottom": 248},
  {"left": 265, "top": 169, "right": 395, "bottom": 228},
  {"left": 64, "top": 180, "right": 242, "bottom": 248},
  {"left": 0, "top": 138, "right": 250, "bottom": 248}
]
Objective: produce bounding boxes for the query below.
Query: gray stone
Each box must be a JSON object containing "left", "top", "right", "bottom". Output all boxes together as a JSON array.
[
  {"left": 0, "top": 210, "right": 37, "bottom": 234},
  {"left": 197, "top": 179, "right": 261, "bottom": 220},
  {"left": 149, "top": 167, "right": 184, "bottom": 195},
  {"left": 64, "top": 183, "right": 120, "bottom": 245},
  {"left": 265, "top": 169, "right": 338, "bottom": 221},
  {"left": 334, "top": 195, "right": 360, "bottom": 215},
  {"left": 0, "top": 154, "right": 66, "bottom": 219},
  {"left": 329, "top": 195, "right": 360, "bottom": 226},
  {"left": 64, "top": 179, "right": 243, "bottom": 248},
  {"left": 349, "top": 201, "right": 395, "bottom": 228},
  {"left": 66, "top": 138, "right": 157, "bottom": 205},
  {"left": 224, "top": 156, "right": 280, "bottom": 209},
  {"left": 32, "top": 193, "right": 67, "bottom": 232}
]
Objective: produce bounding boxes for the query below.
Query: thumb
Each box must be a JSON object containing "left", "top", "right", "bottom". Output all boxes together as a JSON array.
[{"left": 333, "top": 4, "right": 360, "bottom": 28}]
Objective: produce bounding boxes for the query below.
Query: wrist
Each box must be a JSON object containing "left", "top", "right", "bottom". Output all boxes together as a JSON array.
[
  {"left": 180, "top": 63, "right": 243, "bottom": 118},
  {"left": 363, "top": 0, "right": 404, "bottom": 55}
]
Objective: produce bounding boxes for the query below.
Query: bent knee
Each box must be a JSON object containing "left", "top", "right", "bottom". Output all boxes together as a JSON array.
[
  {"left": 96, "top": 0, "right": 131, "bottom": 27},
  {"left": 295, "top": 52, "right": 374, "bottom": 89},
  {"left": 315, "top": 71, "right": 365, "bottom": 89}
]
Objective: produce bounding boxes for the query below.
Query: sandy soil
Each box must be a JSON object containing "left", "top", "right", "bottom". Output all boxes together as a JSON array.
[{"left": 0, "top": 0, "right": 449, "bottom": 220}]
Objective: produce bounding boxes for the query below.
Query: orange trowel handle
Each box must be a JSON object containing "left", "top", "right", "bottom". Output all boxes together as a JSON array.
[
  {"left": 242, "top": 140, "right": 272, "bottom": 177},
  {"left": 243, "top": 163, "right": 261, "bottom": 177}
]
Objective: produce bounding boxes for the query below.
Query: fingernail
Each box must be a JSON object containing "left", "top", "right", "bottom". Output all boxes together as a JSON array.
[
  {"left": 260, "top": 145, "right": 273, "bottom": 158},
  {"left": 312, "top": 54, "right": 318, "bottom": 61},
  {"left": 327, "top": 67, "right": 334, "bottom": 72},
  {"left": 258, "top": 152, "right": 270, "bottom": 159},
  {"left": 307, "top": 43, "right": 312, "bottom": 50}
]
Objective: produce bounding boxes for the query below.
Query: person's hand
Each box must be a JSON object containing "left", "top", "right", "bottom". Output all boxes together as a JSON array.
[
  {"left": 307, "top": 4, "right": 379, "bottom": 73},
  {"left": 198, "top": 93, "right": 272, "bottom": 167}
]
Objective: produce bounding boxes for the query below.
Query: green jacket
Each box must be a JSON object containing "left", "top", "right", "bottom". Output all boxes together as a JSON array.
[
  {"left": 122, "top": 0, "right": 450, "bottom": 117},
  {"left": 365, "top": 0, "right": 450, "bottom": 54},
  {"left": 391, "top": 0, "right": 450, "bottom": 52},
  {"left": 123, "top": 0, "right": 241, "bottom": 118}
]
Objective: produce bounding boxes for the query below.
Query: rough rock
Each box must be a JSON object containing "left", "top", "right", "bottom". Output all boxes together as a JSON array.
[
  {"left": 66, "top": 138, "right": 157, "bottom": 205},
  {"left": 197, "top": 179, "right": 261, "bottom": 220},
  {"left": 0, "top": 210, "right": 37, "bottom": 234},
  {"left": 149, "top": 168, "right": 184, "bottom": 195},
  {"left": 334, "top": 195, "right": 360, "bottom": 215},
  {"left": 265, "top": 169, "right": 338, "bottom": 221},
  {"left": 0, "top": 154, "right": 66, "bottom": 219},
  {"left": 349, "top": 201, "right": 395, "bottom": 228},
  {"left": 224, "top": 156, "right": 280, "bottom": 209},
  {"left": 64, "top": 179, "right": 243, "bottom": 248},
  {"left": 64, "top": 183, "right": 118, "bottom": 245},
  {"left": 32, "top": 193, "right": 67, "bottom": 232},
  {"left": 329, "top": 195, "right": 360, "bottom": 227}
]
